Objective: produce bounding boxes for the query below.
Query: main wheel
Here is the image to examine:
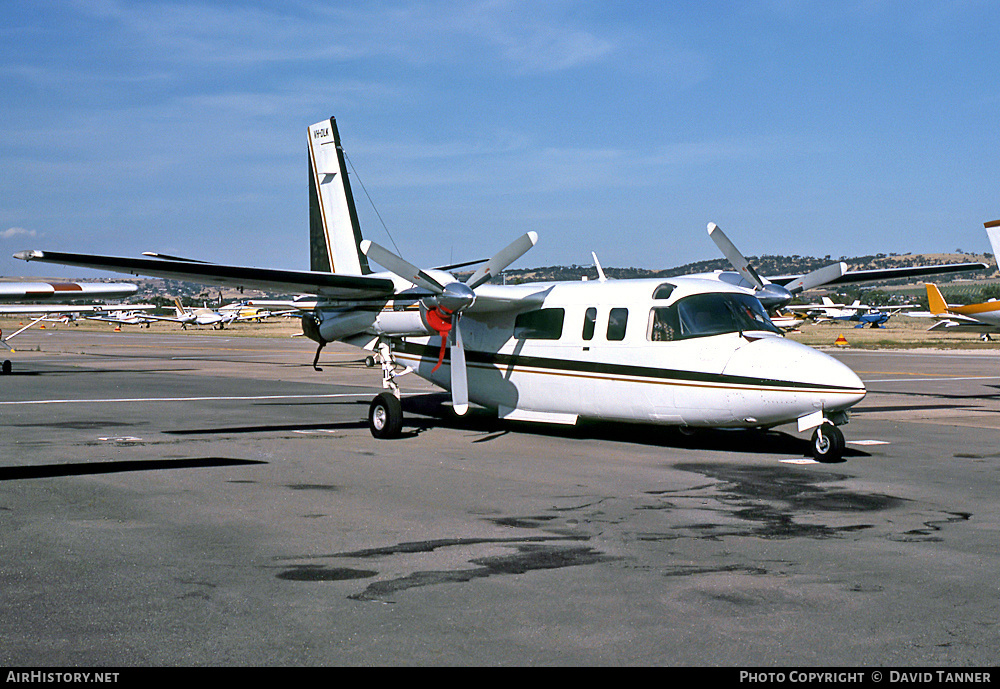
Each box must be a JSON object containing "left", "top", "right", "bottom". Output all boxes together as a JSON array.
[
  {"left": 369, "top": 392, "right": 403, "bottom": 439},
  {"left": 1, "top": 359, "right": 10, "bottom": 375},
  {"left": 810, "top": 423, "right": 845, "bottom": 463}
]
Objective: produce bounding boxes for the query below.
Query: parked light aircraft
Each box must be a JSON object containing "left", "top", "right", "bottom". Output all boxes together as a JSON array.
[
  {"left": 0, "top": 279, "right": 139, "bottom": 373},
  {"left": 788, "top": 297, "right": 864, "bottom": 321},
  {"left": 907, "top": 221, "right": 1000, "bottom": 336},
  {"left": 12, "top": 117, "right": 990, "bottom": 461},
  {"left": 142, "top": 298, "right": 234, "bottom": 329},
  {"left": 788, "top": 298, "right": 912, "bottom": 328},
  {"left": 918, "top": 283, "right": 1000, "bottom": 335},
  {"left": 86, "top": 305, "right": 157, "bottom": 326}
]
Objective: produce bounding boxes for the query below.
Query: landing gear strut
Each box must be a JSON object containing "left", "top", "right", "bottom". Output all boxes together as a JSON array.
[
  {"left": 810, "top": 423, "right": 845, "bottom": 463},
  {"left": 366, "top": 339, "right": 408, "bottom": 439}
]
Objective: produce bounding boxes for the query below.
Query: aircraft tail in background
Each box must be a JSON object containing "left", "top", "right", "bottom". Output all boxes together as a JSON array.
[{"left": 925, "top": 283, "right": 950, "bottom": 315}]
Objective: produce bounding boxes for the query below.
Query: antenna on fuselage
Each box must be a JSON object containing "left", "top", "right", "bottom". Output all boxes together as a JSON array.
[{"left": 592, "top": 252, "right": 608, "bottom": 282}]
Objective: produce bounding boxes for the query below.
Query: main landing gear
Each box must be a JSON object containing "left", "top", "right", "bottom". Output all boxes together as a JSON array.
[
  {"left": 810, "top": 423, "right": 845, "bottom": 463},
  {"left": 369, "top": 392, "right": 403, "bottom": 439},
  {"left": 365, "top": 339, "right": 409, "bottom": 439}
]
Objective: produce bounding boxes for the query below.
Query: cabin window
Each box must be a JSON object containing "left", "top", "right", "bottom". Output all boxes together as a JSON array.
[
  {"left": 648, "top": 293, "right": 780, "bottom": 341},
  {"left": 652, "top": 283, "right": 676, "bottom": 300},
  {"left": 582, "top": 307, "right": 597, "bottom": 341},
  {"left": 607, "top": 308, "right": 628, "bottom": 341},
  {"left": 514, "top": 308, "right": 565, "bottom": 340}
]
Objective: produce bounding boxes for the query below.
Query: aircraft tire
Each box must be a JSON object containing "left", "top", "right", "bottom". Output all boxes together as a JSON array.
[
  {"left": 2, "top": 360, "right": 10, "bottom": 375},
  {"left": 369, "top": 392, "right": 403, "bottom": 439},
  {"left": 810, "top": 424, "right": 845, "bottom": 463}
]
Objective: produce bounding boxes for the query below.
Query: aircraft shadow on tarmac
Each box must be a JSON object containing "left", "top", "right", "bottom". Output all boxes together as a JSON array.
[
  {"left": 0, "top": 457, "right": 265, "bottom": 481},
  {"left": 161, "top": 393, "right": 868, "bottom": 462}
]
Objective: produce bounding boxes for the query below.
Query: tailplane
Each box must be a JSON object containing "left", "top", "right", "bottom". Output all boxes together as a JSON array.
[
  {"left": 925, "top": 283, "right": 949, "bottom": 315},
  {"left": 308, "top": 117, "right": 371, "bottom": 275}
]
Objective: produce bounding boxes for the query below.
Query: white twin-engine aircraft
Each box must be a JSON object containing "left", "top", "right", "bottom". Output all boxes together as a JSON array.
[{"left": 14, "top": 117, "right": 987, "bottom": 462}]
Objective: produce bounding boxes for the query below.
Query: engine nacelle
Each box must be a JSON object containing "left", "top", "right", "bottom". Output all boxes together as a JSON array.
[
  {"left": 371, "top": 308, "right": 436, "bottom": 338},
  {"left": 302, "top": 309, "right": 379, "bottom": 344},
  {"left": 301, "top": 306, "right": 437, "bottom": 344}
]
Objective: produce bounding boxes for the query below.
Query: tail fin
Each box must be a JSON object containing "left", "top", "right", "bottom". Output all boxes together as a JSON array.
[
  {"left": 985, "top": 220, "right": 1000, "bottom": 268},
  {"left": 926, "top": 283, "right": 949, "bottom": 315},
  {"left": 308, "top": 117, "right": 371, "bottom": 275}
]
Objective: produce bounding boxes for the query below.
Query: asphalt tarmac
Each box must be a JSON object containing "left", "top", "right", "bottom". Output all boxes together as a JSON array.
[{"left": 2, "top": 328, "right": 999, "bottom": 666}]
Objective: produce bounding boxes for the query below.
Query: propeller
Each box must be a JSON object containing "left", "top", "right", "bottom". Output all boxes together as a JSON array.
[
  {"left": 361, "top": 232, "right": 538, "bottom": 415},
  {"left": 707, "top": 223, "right": 845, "bottom": 310}
]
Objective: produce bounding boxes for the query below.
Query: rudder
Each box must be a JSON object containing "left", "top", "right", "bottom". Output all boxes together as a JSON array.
[{"left": 925, "top": 283, "right": 949, "bottom": 315}]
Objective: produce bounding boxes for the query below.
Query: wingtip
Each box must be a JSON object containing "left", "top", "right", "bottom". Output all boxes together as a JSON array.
[
  {"left": 707, "top": 222, "right": 718, "bottom": 234},
  {"left": 527, "top": 231, "right": 538, "bottom": 245}
]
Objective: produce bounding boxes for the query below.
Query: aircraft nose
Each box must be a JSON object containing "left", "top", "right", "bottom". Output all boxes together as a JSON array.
[{"left": 724, "top": 336, "right": 866, "bottom": 412}]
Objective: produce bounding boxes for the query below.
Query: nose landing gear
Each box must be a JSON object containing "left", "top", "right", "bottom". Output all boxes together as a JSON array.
[{"left": 810, "top": 423, "right": 845, "bottom": 463}]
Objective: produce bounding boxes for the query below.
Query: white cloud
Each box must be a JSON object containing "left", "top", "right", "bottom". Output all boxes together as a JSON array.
[{"left": 1, "top": 227, "right": 37, "bottom": 240}]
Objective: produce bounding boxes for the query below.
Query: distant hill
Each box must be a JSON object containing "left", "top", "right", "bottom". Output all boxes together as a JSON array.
[{"left": 501, "top": 251, "right": 996, "bottom": 287}]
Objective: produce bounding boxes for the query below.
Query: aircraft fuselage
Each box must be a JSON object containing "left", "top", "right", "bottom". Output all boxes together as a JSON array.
[{"left": 309, "top": 275, "right": 866, "bottom": 430}]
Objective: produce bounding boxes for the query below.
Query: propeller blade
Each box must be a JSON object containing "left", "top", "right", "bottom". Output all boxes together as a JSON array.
[
  {"left": 465, "top": 232, "right": 538, "bottom": 289},
  {"left": 782, "top": 262, "right": 847, "bottom": 294},
  {"left": 450, "top": 318, "right": 468, "bottom": 416},
  {"left": 360, "top": 240, "right": 446, "bottom": 294},
  {"left": 707, "top": 223, "right": 765, "bottom": 290}
]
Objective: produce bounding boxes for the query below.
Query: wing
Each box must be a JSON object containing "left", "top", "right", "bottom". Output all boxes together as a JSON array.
[
  {"left": 0, "top": 304, "right": 111, "bottom": 315},
  {"left": 14, "top": 250, "right": 396, "bottom": 301},
  {"left": 768, "top": 262, "right": 988, "bottom": 288},
  {"left": 0, "top": 280, "right": 137, "bottom": 301}
]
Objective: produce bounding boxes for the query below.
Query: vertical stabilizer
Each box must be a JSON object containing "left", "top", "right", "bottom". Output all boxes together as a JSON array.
[
  {"left": 925, "top": 284, "right": 949, "bottom": 315},
  {"left": 985, "top": 220, "right": 1000, "bottom": 269},
  {"left": 308, "top": 117, "right": 371, "bottom": 275}
]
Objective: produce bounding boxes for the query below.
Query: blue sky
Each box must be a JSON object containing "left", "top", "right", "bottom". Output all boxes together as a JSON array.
[{"left": 2, "top": 1, "right": 998, "bottom": 279}]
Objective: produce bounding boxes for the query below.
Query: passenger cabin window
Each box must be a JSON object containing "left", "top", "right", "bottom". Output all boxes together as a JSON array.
[
  {"left": 607, "top": 308, "right": 628, "bottom": 341},
  {"left": 647, "top": 293, "right": 780, "bottom": 341},
  {"left": 514, "top": 308, "right": 565, "bottom": 340},
  {"left": 652, "top": 283, "right": 676, "bottom": 300},
  {"left": 582, "top": 307, "right": 597, "bottom": 341}
]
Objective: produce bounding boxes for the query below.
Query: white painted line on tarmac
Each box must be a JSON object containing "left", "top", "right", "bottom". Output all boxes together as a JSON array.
[
  {"left": 0, "top": 392, "right": 373, "bottom": 406},
  {"left": 864, "top": 376, "right": 1000, "bottom": 383}
]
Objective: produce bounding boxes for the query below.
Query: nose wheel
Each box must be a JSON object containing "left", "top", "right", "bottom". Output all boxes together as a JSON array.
[{"left": 810, "top": 423, "right": 845, "bottom": 462}]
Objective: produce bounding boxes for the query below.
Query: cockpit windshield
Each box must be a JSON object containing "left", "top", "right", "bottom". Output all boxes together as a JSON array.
[{"left": 648, "top": 292, "right": 781, "bottom": 341}]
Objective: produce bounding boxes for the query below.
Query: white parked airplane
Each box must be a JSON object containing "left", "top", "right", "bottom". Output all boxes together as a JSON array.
[
  {"left": 143, "top": 298, "right": 234, "bottom": 329},
  {"left": 12, "top": 117, "right": 989, "bottom": 461}
]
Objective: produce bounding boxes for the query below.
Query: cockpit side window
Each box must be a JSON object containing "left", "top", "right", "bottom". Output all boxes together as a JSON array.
[{"left": 648, "top": 306, "right": 679, "bottom": 341}]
